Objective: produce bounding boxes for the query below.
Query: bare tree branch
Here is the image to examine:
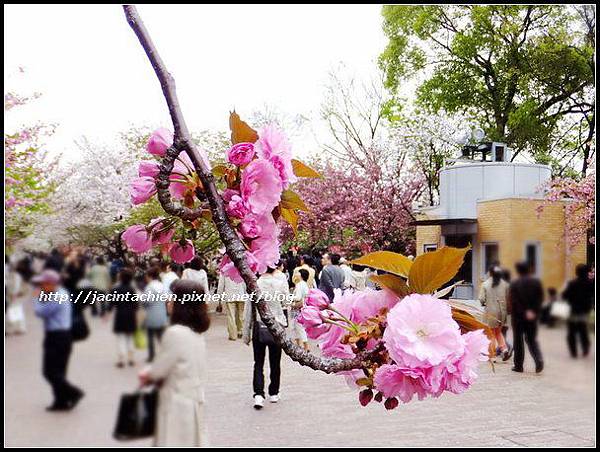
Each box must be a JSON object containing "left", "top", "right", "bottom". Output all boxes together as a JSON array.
[{"left": 123, "top": 5, "right": 378, "bottom": 373}]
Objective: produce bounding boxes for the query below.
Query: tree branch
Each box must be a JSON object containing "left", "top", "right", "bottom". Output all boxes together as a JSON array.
[{"left": 122, "top": 5, "right": 377, "bottom": 374}]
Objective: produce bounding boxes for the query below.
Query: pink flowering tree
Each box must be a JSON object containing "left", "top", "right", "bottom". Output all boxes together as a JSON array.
[
  {"left": 283, "top": 162, "right": 423, "bottom": 256},
  {"left": 539, "top": 159, "right": 596, "bottom": 249},
  {"left": 5, "top": 90, "right": 57, "bottom": 246},
  {"left": 121, "top": 6, "right": 492, "bottom": 406}
]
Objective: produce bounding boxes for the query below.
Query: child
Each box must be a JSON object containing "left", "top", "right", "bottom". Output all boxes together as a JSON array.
[{"left": 289, "top": 269, "right": 310, "bottom": 351}]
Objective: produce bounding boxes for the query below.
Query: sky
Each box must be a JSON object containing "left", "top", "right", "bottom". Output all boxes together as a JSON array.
[{"left": 4, "top": 4, "right": 389, "bottom": 162}]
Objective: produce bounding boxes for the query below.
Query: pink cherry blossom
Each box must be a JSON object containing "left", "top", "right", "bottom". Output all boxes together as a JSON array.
[
  {"left": 149, "top": 218, "right": 175, "bottom": 245},
  {"left": 226, "top": 194, "right": 250, "bottom": 218},
  {"left": 5, "top": 197, "right": 17, "bottom": 209},
  {"left": 297, "top": 306, "right": 331, "bottom": 339},
  {"left": 332, "top": 288, "right": 400, "bottom": 324},
  {"left": 304, "top": 289, "right": 330, "bottom": 310},
  {"left": 240, "top": 159, "right": 283, "bottom": 215},
  {"left": 239, "top": 215, "right": 261, "bottom": 238},
  {"left": 169, "top": 240, "right": 195, "bottom": 264},
  {"left": 255, "top": 125, "right": 297, "bottom": 188},
  {"left": 373, "top": 364, "right": 429, "bottom": 403},
  {"left": 122, "top": 225, "right": 153, "bottom": 253},
  {"left": 442, "top": 330, "right": 490, "bottom": 394},
  {"left": 383, "top": 294, "right": 464, "bottom": 367},
  {"left": 221, "top": 188, "right": 239, "bottom": 203},
  {"left": 130, "top": 177, "right": 157, "bottom": 205},
  {"left": 227, "top": 142, "right": 256, "bottom": 166},
  {"left": 138, "top": 161, "right": 160, "bottom": 178},
  {"left": 146, "top": 128, "right": 173, "bottom": 156},
  {"left": 219, "top": 251, "right": 261, "bottom": 283},
  {"left": 249, "top": 233, "right": 280, "bottom": 274},
  {"left": 168, "top": 178, "right": 189, "bottom": 199}
]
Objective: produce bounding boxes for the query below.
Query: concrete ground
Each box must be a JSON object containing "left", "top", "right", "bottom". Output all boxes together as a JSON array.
[{"left": 4, "top": 302, "right": 596, "bottom": 447}]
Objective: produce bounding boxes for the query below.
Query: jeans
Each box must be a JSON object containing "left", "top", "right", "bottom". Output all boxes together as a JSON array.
[
  {"left": 252, "top": 332, "right": 282, "bottom": 398},
  {"left": 43, "top": 331, "right": 82, "bottom": 406},
  {"left": 567, "top": 320, "right": 590, "bottom": 357},
  {"left": 146, "top": 327, "right": 164, "bottom": 362},
  {"left": 512, "top": 318, "right": 543, "bottom": 369}
]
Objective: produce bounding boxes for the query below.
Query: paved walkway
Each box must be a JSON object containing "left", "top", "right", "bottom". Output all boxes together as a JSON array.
[{"left": 5, "top": 302, "right": 596, "bottom": 447}]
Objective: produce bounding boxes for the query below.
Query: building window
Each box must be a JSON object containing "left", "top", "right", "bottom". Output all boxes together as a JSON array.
[
  {"left": 424, "top": 244, "right": 437, "bottom": 253},
  {"left": 482, "top": 243, "right": 499, "bottom": 276},
  {"left": 524, "top": 242, "right": 541, "bottom": 276}
]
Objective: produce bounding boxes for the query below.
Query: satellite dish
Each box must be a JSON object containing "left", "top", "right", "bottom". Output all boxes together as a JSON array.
[{"left": 473, "top": 128, "right": 485, "bottom": 142}]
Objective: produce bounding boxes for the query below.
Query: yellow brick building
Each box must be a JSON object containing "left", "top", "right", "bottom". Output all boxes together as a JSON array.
[{"left": 413, "top": 156, "right": 587, "bottom": 299}]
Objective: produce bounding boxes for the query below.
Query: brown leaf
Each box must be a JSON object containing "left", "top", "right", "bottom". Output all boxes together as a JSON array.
[
  {"left": 229, "top": 111, "right": 258, "bottom": 144},
  {"left": 280, "top": 189, "right": 309, "bottom": 211},
  {"left": 369, "top": 274, "right": 411, "bottom": 298},
  {"left": 291, "top": 159, "right": 322, "bottom": 178},
  {"left": 280, "top": 207, "right": 299, "bottom": 235},
  {"left": 355, "top": 377, "right": 373, "bottom": 387},
  {"left": 351, "top": 251, "right": 413, "bottom": 277},
  {"left": 408, "top": 246, "right": 470, "bottom": 294}
]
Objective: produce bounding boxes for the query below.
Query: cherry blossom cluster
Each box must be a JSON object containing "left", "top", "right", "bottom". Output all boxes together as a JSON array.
[
  {"left": 297, "top": 289, "right": 490, "bottom": 409},
  {"left": 123, "top": 124, "right": 296, "bottom": 267},
  {"left": 219, "top": 125, "right": 297, "bottom": 282}
]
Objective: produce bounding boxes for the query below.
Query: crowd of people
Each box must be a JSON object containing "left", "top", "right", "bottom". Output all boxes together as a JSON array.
[
  {"left": 4, "top": 245, "right": 595, "bottom": 447},
  {"left": 478, "top": 261, "right": 594, "bottom": 372}
]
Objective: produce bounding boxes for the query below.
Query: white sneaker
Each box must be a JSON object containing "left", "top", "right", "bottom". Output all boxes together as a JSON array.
[
  {"left": 253, "top": 395, "right": 264, "bottom": 410},
  {"left": 269, "top": 394, "right": 280, "bottom": 403}
]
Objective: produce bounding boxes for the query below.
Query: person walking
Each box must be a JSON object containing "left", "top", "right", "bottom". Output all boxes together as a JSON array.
[
  {"left": 88, "top": 256, "right": 112, "bottom": 316},
  {"left": 351, "top": 264, "right": 370, "bottom": 291},
  {"left": 110, "top": 268, "right": 139, "bottom": 367},
  {"left": 6, "top": 258, "right": 28, "bottom": 334},
  {"left": 181, "top": 257, "right": 209, "bottom": 294},
  {"left": 479, "top": 266, "right": 511, "bottom": 361},
  {"left": 160, "top": 262, "right": 181, "bottom": 293},
  {"left": 274, "top": 260, "right": 289, "bottom": 287},
  {"left": 138, "top": 279, "right": 210, "bottom": 447},
  {"left": 216, "top": 273, "right": 247, "bottom": 341},
  {"left": 339, "top": 257, "right": 356, "bottom": 289},
  {"left": 318, "top": 253, "right": 345, "bottom": 302},
  {"left": 32, "top": 269, "right": 84, "bottom": 411},
  {"left": 292, "top": 255, "right": 316, "bottom": 289},
  {"left": 289, "top": 269, "right": 310, "bottom": 350},
  {"left": 508, "top": 262, "right": 544, "bottom": 373},
  {"left": 243, "top": 266, "right": 289, "bottom": 409},
  {"left": 562, "top": 263, "right": 594, "bottom": 358},
  {"left": 143, "top": 266, "right": 169, "bottom": 362},
  {"left": 44, "top": 248, "right": 64, "bottom": 272}
]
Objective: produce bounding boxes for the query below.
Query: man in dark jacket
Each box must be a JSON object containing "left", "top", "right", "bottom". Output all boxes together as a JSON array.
[
  {"left": 318, "top": 253, "right": 345, "bottom": 302},
  {"left": 562, "top": 264, "right": 594, "bottom": 358},
  {"left": 508, "top": 261, "right": 544, "bottom": 373}
]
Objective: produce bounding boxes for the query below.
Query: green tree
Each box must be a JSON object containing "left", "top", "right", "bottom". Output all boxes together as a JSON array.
[{"left": 380, "top": 5, "right": 595, "bottom": 171}]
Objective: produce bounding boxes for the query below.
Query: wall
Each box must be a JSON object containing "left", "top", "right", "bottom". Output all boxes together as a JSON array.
[
  {"left": 415, "top": 223, "right": 441, "bottom": 256},
  {"left": 476, "top": 198, "right": 586, "bottom": 294}
]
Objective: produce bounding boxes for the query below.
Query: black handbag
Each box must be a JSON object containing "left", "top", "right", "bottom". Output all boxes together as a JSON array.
[
  {"left": 71, "top": 310, "right": 89, "bottom": 342},
  {"left": 113, "top": 388, "right": 158, "bottom": 441},
  {"left": 255, "top": 321, "right": 277, "bottom": 346}
]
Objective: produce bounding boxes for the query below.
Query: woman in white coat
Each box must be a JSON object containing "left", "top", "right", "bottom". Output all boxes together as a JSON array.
[{"left": 139, "top": 279, "right": 210, "bottom": 447}]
